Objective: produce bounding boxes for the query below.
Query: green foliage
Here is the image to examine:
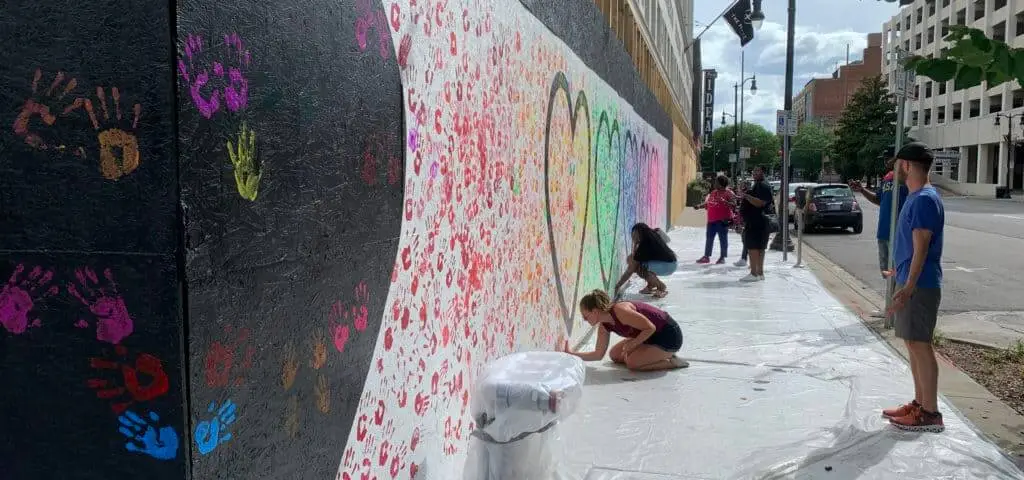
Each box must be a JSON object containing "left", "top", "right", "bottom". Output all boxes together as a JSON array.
[
  {"left": 906, "top": 25, "right": 1024, "bottom": 90},
  {"left": 828, "top": 76, "right": 901, "bottom": 181},
  {"left": 702, "top": 122, "right": 780, "bottom": 172},
  {"left": 790, "top": 123, "right": 834, "bottom": 178},
  {"left": 686, "top": 178, "right": 709, "bottom": 207}
]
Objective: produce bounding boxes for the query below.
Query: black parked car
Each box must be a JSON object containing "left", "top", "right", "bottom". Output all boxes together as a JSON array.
[{"left": 803, "top": 184, "right": 863, "bottom": 234}]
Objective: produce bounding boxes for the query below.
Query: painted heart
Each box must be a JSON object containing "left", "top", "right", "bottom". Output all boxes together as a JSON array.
[
  {"left": 543, "top": 71, "right": 592, "bottom": 334},
  {"left": 593, "top": 111, "right": 622, "bottom": 290}
]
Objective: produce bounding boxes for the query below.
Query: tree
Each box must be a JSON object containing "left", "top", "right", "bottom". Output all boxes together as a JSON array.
[
  {"left": 701, "top": 122, "right": 780, "bottom": 174},
  {"left": 790, "top": 122, "right": 834, "bottom": 181},
  {"left": 905, "top": 26, "right": 1018, "bottom": 90},
  {"left": 828, "top": 76, "right": 902, "bottom": 181}
]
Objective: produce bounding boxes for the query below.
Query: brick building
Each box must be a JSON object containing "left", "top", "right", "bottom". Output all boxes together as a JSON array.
[{"left": 792, "top": 32, "right": 883, "bottom": 130}]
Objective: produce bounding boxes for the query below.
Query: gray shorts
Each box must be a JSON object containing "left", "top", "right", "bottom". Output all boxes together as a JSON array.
[
  {"left": 877, "top": 240, "right": 889, "bottom": 273},
  {"left": 894, "top": 284, "right": 941, "bottom": 343}
]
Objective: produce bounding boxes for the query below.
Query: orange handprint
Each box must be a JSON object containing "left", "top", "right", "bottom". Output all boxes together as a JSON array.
[
  {"left": 74, "top": 86, "right": 143, "bottom": 181},
  {"left": 12, "top": 69, "right": 84, "bottom": 155}
]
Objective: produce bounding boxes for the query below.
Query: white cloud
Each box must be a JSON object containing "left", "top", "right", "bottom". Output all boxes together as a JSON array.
[{"left": 694, "top": 1, "right": 902, "bottom": 132}]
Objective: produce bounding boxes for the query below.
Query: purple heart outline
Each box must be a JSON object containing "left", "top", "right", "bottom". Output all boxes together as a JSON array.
[
  {"left": 543, "top": 71, "right": 593, "bottom": 334},
  {"left": 593, "top": 111, "right": 622, "bottom": 290}
]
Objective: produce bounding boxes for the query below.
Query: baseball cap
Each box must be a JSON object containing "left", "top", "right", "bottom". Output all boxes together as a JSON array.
[{"left": 896, "top": 142, "right": 933, "bottom": 165}]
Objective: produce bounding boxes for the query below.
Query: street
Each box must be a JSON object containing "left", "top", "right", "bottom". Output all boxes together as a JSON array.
[{"left": 802, "top": 192, "right": 1024, "bottom": 321}]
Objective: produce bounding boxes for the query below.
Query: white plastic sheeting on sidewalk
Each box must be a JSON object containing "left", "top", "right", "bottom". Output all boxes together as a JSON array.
[{"left": 561, "top": 227, "right": 1024, "bottom": 480}]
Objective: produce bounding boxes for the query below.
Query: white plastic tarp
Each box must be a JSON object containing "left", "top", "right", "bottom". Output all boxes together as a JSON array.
[{"left": 558, "top": 227, "right": 1023, "bottom": 480}]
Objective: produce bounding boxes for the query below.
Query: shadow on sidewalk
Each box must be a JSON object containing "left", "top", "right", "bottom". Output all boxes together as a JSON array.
[{"left": 584, "top": 365, "right": 670, "bottom": 386}]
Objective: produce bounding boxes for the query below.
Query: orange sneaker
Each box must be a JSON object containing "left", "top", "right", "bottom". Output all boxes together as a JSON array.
[
  {"left": 881, "top": 400, "right": 919, "bottom": 419},
  {"left": 890, "top": 408, "right": 945, "bottom": 433}
]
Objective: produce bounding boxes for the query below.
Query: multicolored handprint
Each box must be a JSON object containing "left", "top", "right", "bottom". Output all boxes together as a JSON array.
[
  {"left": 0, "top": 264, "right": 59, "bottom": 335},
  {"left": 177, "top": 33, "right": 252, "bottom": 119}
]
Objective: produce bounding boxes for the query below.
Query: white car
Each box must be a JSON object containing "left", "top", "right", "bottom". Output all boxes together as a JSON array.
[{"left": 786, "top": 182, "right": 818, "bottom": 220}]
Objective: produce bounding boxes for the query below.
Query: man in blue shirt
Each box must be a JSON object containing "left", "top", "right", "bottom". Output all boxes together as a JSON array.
[
  {"left": 850, "top": 146, "right": 910, "bottom": 317},
  {"left": 880, "top": 142, "right": 945, "bottom": 433}
]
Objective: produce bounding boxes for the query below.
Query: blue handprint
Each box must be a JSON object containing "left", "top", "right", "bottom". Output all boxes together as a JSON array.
[
  {"left": 117, "top": 410, "right": 179, "bottom": 460},
  {"left": 194, "top": 400, "right": 238, "bottom": 455}
]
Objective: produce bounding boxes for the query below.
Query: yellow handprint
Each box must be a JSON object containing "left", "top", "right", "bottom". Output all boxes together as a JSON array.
[{"left": 226, "top": 123, "right": 261, "bottom": 201}]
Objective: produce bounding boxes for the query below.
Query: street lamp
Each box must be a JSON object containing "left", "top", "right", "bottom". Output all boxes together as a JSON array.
[
  {"left": 722, "top": 110, "right": 738, "bottom": 178},
  {"left": 994, "top": 113, "right": 1024, "bottom": 193},
  {"left": 750, "top": 0, "right": 766, "bottom": 30}
]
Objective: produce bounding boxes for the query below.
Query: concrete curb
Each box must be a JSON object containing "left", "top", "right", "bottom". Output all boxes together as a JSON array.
[{"left": 800, "top": 241, "right": 1024, "bottom": 466}]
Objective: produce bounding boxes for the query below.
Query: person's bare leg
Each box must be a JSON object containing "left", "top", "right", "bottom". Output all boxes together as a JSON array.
[
  {"left": 609, "top": 339, "right": 630, "bottom": 364},
  {"left": 641, "top": 270, "right": 667, "bottom": 295},
  {"left": 748, "top": 249, "right": 763, "bottom": 276},
  {"left": 624, "top": 345, "right": 676, "bottom": 371},
  {"left": 910, "top": 341, "right": 940, "bottom": 412},
  {"left": 905, "top": 340, "right": 922, "bottom": 404}
]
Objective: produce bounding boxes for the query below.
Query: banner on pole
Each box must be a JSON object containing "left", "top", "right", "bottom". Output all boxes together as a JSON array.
[
  {"left": 724, "top": 0, "right": 755, "bottom": 47},
  {"left": 702, "top": 69, "right": 718, "bottom": 148}
]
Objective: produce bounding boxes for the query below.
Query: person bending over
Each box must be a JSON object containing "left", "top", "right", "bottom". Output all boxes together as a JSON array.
[
  {"left": 613, "top": 223, "right": 678, "bottom": 298},
  {"left": 560, "top": 289, "right": 688, "bottom": 371}
]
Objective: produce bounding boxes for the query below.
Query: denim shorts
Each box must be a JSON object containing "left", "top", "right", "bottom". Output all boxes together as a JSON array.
[{"left": 642, "top": 260, "right": 678, "bottom": 276}]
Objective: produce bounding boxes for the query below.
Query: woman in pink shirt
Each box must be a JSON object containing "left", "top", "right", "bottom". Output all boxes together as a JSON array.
[{"left": 696, "top": 175, "right": 736, "bottom": 264}]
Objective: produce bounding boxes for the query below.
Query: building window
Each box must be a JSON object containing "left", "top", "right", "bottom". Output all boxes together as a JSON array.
[
  {"left": 912, "top": 110, "right": 920, "bottom": 126},
  {"left": 905, "top": 16, "right": 911, "bottom": 29},
  {"left": 914, "top": 33, "right": 922, "bottom": 50},
  {"left": 942, "top": 0, "right": 950, "bottom": 6},
  {"left": 970, "top": 99, "right": 981, "bottom": 117},
  {"left": 923, "top": 108, "right": 932, "bottom": 125},
  {"left": 914, "top": 84, "right": 920, "bottom": 98},
  {"left": 953, "top": 102, "right": 963, "bottom": 120},
  {"left": 927, "top": 26, "right": 935, "bottom": 43},
  {"left": 1017, "top": 12, "right": 1024, "bottom": 36},
  {"left": 994, "top": 21, "right": 1007, "bottom": 42},
  {"left": 941, "top": 19, "right": 950, "bottom": 37},
  {"left": 904, "top": 40, "right": 911, "bottom": 52},
  {"left": 974, "top": 0, "right": 985, "bottom": 21},
  {"left": 916, "top": 7, "right": 923, "bottom": 24},
  {"left": 938, "top": 81, "right": 947, "bottom": 95},
  {"left": 929, "top": 1, "right": 937, "bottom": 16},
  {"left": 990, "top": 94, "right": 1003, "bottom": 113},
  {"left": 1014, "top": 89, "right": 1024, "bottom": 108},
  {"left": 956, "top": 8, "right": 967, "bottom": 25},
  {"left": 938, "top": 106, "right": 946, "bottom": 124},
  {"left": 925, "top": 81, "right": 933, "bottom": 98},
  {"left": 996, "top": 0, "right": 1008, "bottom": 11}
]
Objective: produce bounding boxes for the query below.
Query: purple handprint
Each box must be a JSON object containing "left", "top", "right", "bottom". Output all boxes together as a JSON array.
[
  {"left": 177, "top": 33, "right": 251, "bottom": 119},
  {"left": 0, "top": 264, "right": 58, "bottom": 335},
  {"left": 67, "top": 267, "right": 134, "bottom": 344}
]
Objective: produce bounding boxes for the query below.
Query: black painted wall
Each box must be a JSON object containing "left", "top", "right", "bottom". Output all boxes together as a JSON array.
[
  {"left": 175, "top": 0, "right": 403, "bottom": 478},
  {"left": 0, "top": 1, "right": 185, "bottom": 479},
  {"left": 0, "top": 0, "right": 403, "bottom": 478}
]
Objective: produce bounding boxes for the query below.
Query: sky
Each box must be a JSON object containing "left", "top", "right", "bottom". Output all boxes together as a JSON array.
[{"left": 694, "top": 0, "right": 906, "bottom": 133}]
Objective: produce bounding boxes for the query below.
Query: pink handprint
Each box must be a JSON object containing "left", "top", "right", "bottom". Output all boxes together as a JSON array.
[
  {"left": 67, "top": 267, "right": 134, "bottom": 344},
  {"left": 355, "top": 0, "right": 392, "bottom": 59},
  {"left": 177, "top": 33, "right": 251, "bottom": 119},
  {"left": 0, "top": 264, "right": 58, "bottom": 334},
  {"left": 353, "top": 282, "right": 369, "bottom": 331}
]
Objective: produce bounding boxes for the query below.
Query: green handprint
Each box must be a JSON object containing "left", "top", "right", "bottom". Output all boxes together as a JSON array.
[{"left": 226, "top": 123, "right": 261, "bottom": 201}]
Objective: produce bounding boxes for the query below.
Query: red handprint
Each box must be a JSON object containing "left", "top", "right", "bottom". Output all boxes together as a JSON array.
[
  {"left": 0, "top": 264, "right": 58, "bottom": 335},
  {"left": 353, "top": 281, "right": 369, "bottom": 332},
  {"left": 11, "top": 69, "right": 85, "bottom": 156},
  {"left": 204, "top": 325, "right": 254, "bottom": 387},
  {"left": 68, "top": 267, "right": 134, "bottom": 344},
  {"left": 328, "top": 281, "right": 370, "bottom": 352},
  {"left": 88, "top": 345, "right": 169, "bottom": 413}
]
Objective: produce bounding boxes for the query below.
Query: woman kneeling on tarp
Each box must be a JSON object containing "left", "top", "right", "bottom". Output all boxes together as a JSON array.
[
  {"left": 560, "top": 289, "right": 688, "bottom": 371},
  {"left": 613, "top": 222, "right": 677, "bottom": 299}
]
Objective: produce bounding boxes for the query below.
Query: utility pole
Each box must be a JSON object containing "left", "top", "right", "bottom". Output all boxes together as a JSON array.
[
  {"left": 770, "top": 0, "right": 797, "bottom": 257},
  {"left": 885, "top": 46, "right": 911, "bottom": 329},
  {"left": 739, "top": 51, "right": 745, "bottom": 177},
  {"left": 733, "top": 83, "right": 739, "bottom": 179}
]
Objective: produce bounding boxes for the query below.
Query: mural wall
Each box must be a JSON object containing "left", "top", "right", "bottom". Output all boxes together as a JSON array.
[
  {"left": 0, "top": 1, "right": 186, "bottom": 479},
  {"left": 0, "top": 0, "right": 670, "bottom": 479},
  {"left": 335, "top": 0, "right": 669, "bottom": 478}
]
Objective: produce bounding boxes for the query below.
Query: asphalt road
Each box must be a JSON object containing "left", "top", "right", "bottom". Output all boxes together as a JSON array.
[{"left": 800, "top": 192, "right": 1024, "bottom": 314}]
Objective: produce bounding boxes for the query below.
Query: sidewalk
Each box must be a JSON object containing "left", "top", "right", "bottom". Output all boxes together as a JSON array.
[{"left": 559, "top": 226, "right": 1024, "bottom": 479}]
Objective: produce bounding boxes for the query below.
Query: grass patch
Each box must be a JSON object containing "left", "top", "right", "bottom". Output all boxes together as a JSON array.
[{"left": 983, "top": 339, "right": 1024, "bottom": 365}]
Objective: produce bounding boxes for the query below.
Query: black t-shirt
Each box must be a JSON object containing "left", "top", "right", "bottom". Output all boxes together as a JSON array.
[
  {"left": 740, "top": 181, "right": 774, "bottom": 224},
  {"left": 633, "top": 233, "right": 677, "bottom": 263}
]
